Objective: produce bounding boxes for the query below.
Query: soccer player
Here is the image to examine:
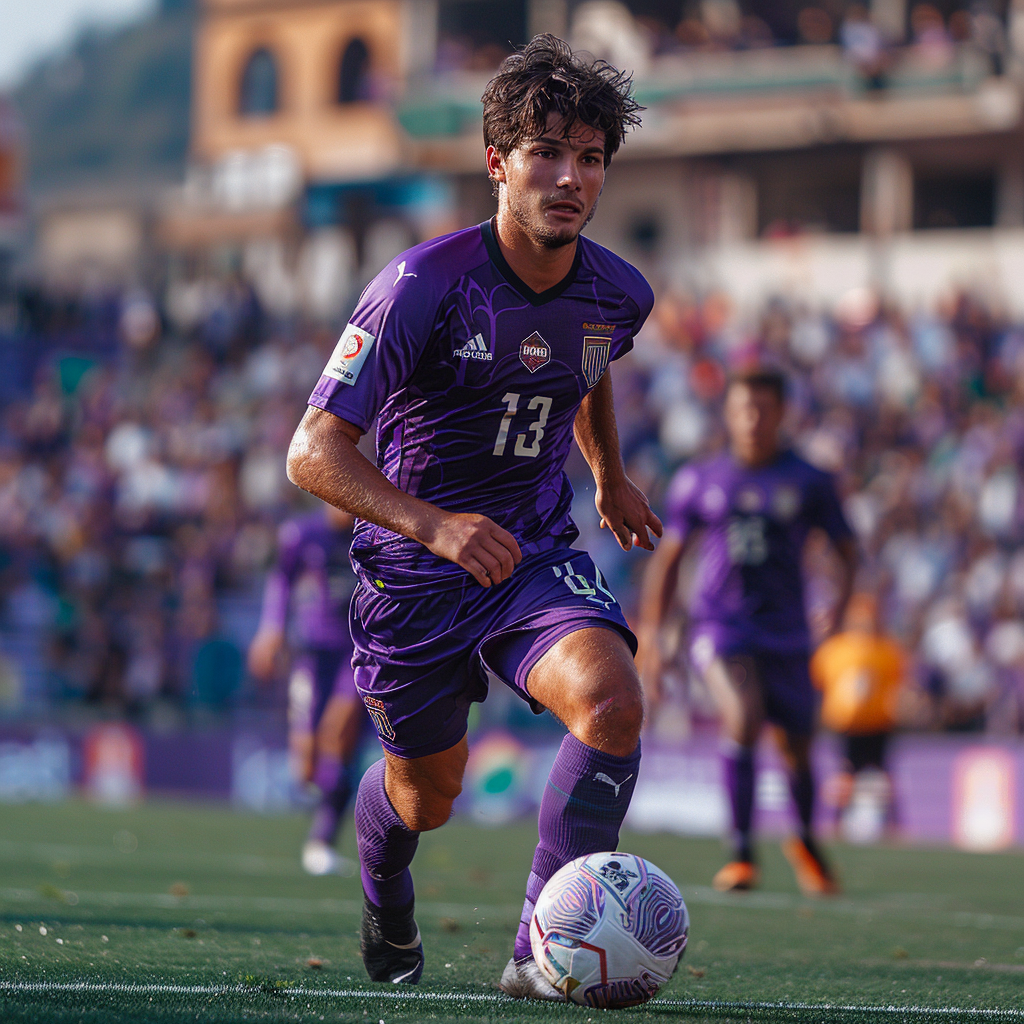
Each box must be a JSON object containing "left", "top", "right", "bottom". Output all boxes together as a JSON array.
[
  {"left": 286, "top": 35, "right": 659, "bottom": 997},
  {"left": 638, "top": 368, "right": 857, "bottom": 896},
  {"left": 810, "top": 592, "right": 906, "bottom": 836},
  {"left": 248, "top": 503, "right": 365, "bottom": 876}
]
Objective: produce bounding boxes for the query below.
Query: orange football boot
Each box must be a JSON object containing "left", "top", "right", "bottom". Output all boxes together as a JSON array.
[
  {"left": 782, "top": 836, "right": 840, "bottom": 896},
  {"left": 712, "top": 860, "right": 760, "bottom": 892}
]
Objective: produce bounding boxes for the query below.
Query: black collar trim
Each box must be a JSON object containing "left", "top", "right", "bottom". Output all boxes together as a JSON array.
[{"left": 481, "top": 217, "right": 583, "bottom": 306}]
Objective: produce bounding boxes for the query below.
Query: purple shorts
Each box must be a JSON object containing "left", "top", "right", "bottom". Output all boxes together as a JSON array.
[
  {"left": 691, "top": 628, "right": 815, "bottom": 736},
  {"left": 351, "top": 547, "right": 635, "bottom": 758},
  {"left": 287, "top": 648, "right": 358, "bottom": 736}
]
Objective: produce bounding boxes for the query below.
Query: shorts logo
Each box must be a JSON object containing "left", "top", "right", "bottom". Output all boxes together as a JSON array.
[
  {"left": 453, "top": 332, "right": 492, "bottom": 361},
  {"left": 582, "top": 337, "right": 612, "bottom": 388},
  {"left": 323, "top": 324, "right": 376, "bottom": 387},
  {"left": 519, "top": 331, "right": 550, "bottom": 373},
  {"left": 363, "top": 695, "right": 396, "bottom": 742}
]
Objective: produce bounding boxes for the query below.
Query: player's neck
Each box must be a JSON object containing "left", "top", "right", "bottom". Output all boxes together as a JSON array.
[
  {"left": 731, "top": 444, "right": 781, "bottom": 469},
  {"left": 493, "top": 210, "right": 578, "bottom": 294}
]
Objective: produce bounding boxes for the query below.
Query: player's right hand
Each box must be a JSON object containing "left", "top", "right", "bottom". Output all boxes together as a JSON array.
[{"left": 421, "top": 511, "right": 522, "bottom": 588}]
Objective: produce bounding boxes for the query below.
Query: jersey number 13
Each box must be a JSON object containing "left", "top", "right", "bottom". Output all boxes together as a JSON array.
[{"left": 492, "top": 392, "right": 553, "bottom": 459}]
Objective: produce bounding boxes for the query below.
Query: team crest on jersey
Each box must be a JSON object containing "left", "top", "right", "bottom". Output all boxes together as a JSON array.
[
  {"left": 453, "top": 332, "right": 492, "bottom": 361},
  {"left": 519, "top": 331, "right": 550, "bottom": 373},
  {"left": 737, "top": 487, "right": 763, "bottom": 513},
  {"left": 581, "top": 337, "right": 612, "bottom": 388},
  {"left": 323, "top": 323, "right": 376, "bottom": 387},
  {"left": 363, "top": 695, "right": 396, "bottom": 742},
  {"left": 772, "top": 486, "right": 801, "bottom": 521}
]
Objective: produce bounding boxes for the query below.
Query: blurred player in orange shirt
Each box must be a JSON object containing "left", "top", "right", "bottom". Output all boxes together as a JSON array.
[{"left": 810, "top": 593, "right": 906, "bottom": 837}]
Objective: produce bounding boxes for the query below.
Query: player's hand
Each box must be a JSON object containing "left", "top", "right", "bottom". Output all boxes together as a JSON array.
[
  {"left": 248, "top": 629, "right": 285, "bottom": 682},
  {"left": 420, "top": 510, "right": 522, "bottom": 588},
  {"left": 595, "top": 476, "right": 663, "bottom": 552}
]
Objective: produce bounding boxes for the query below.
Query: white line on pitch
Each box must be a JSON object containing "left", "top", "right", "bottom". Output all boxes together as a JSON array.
[{"left": 1, "top": 982, "right": 1023, "bottom": 1018}]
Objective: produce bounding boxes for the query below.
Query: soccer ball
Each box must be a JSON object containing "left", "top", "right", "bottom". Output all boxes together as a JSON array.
[{"left": 530, "top": 851, "right": 689, "bottom": 1008}]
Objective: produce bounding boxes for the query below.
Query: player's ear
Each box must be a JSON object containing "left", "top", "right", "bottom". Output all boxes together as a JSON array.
[{"left": 485, "top": 145, "right": 507, "bottom": 183}]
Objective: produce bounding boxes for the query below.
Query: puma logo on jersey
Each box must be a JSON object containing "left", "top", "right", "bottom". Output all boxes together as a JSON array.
[
  {"left": 594, "top": 772, "right": 633, "bottom": 797},
  {"left": 453, "top": 333, "right": 492, "bottom": 361},
  {"left": 394, "top": 260, "right": 418, "bottom": 286}
]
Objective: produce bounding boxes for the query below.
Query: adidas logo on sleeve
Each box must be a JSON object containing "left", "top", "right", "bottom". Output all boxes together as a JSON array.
[{"left": 453, "top": 333, "right": 492, "bottom": 361}]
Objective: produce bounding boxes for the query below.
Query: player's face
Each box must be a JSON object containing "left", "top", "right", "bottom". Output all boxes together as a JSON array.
[
  {"left": 489, "top": 113, "right": 606, "bottom": 249},
  {"left": 724, "top": 383, "right": 785, "bottom": 467}
]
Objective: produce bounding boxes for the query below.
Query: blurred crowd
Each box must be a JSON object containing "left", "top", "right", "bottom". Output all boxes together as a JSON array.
[
  {"left": 0, "top": 283, "right": 329, "bottom": 717},
  {"left": 607, "top": 281, "right": 1024, "bottom": 736},
  {"left": 2, "top": 253, "right": 1024, "bottom": 737},
  {"left": 435, "top": 1, "right": 1020, "bottom": 83}
]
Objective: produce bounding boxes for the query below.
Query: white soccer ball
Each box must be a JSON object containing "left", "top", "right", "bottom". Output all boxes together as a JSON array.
[{"left": 530, "top": 851, "right": 689, "bottom": 1008}]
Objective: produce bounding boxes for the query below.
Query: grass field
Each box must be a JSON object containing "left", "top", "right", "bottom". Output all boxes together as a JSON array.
[{"left": 2, "top": 800, "right": 1024, "bottom": 1023}]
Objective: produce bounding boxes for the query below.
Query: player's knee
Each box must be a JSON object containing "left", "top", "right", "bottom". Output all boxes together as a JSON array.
[
  {"left": 404, "top": 786, "right": 461, "bottom": 832},
  {"left": 579, "top": 683, "right": 644, "bottom": 755},
  {"left": 389, "top": 771, "right": 463, "bottom": 832}
]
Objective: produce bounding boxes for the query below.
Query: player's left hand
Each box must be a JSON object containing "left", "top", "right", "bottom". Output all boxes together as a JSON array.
[{"left": 595, "top": 476, "right": 663, "bottom": 552}]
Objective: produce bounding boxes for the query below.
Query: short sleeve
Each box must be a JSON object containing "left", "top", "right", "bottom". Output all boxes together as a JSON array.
[
  {"left": 806, "top": 471, "right": 854, "bottom": 546},
  {"left": 664, "top": 464, "right": 702, "bottom": 540},
  {"left": 611, "top": 275, "right": 655, "bottom": 363},
  {"left": 308, "top": 264, "right": 441, "bottom": 432}
]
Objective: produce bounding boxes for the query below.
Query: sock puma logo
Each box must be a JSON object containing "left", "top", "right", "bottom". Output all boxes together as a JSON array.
[{"left": 594, "top": 772, "right": 633, "bottom": 797}]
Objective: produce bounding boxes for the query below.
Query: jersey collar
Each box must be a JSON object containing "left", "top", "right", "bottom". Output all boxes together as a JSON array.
[{"left": 481, "top": 217, "right": 583, "bottom": 307}]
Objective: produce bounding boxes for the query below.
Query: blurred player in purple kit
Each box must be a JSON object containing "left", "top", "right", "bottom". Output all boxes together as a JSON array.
[
  {"left": 639, "top": 368, "right": 857, "bottom": 896},
  {"left": 287, "top": 35, "right": 659, "bottom": 997},
  {"left": 248, "top": 504, "right": 366, "bottom": 877}
]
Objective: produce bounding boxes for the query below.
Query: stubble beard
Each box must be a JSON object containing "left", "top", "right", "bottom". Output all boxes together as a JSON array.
[{"left": 505, "top": 187, "right": 601, "bottom": 250}]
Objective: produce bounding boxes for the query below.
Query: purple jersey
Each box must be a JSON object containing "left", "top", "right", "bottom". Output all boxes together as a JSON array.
[
  {"left": 666, "top": 449, "right": 853, "bottom": 654},
  {"left": 308, "top": 219, "right": 653, "bottom": 593},
  {"left": 258, "top": 512, "right": 355, "bottom": 650}
]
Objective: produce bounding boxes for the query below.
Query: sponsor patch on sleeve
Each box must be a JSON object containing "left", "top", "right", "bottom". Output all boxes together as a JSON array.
[{"left": 322, "top": 324, "right": 376, "bottom": 386}]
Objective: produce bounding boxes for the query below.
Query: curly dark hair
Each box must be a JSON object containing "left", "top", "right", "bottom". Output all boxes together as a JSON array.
[{"left": 481, "top": 34, "right": 643, "bottom": 168}]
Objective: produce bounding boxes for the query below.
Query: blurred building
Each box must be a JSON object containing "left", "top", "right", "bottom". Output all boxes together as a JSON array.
[{"left": 150, "top": 0, "right": 1024, "bottom": 319}]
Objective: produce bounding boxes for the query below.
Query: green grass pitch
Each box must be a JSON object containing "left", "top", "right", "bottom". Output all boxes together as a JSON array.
[{"left": 2, "top": 799, "right": 1023, "bottom": 1023}]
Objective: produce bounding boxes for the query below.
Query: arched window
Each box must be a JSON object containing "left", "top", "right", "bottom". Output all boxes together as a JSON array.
[
  {"left": 239, "top": 47, "right": 279, "bottom": 116},
  {"left": 338, "top": 38, "right": 371, "bottom": 104}
]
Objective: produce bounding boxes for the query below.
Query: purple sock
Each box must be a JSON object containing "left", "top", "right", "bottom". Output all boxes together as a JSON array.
[
  {"left": 722, "top": 745, "right": 755, "bottom": 862},
  {"left": 354, "top": 759, "right": 419, "bottom": 909},
  {"left": 789, "top": 764, "right": 815, "bottom": 839},
  {"left": 513, "top": 735, "right": 640, "bottom": 961},
  {"left": 307, "top": 753, "right": 356, "bottom": 846}
]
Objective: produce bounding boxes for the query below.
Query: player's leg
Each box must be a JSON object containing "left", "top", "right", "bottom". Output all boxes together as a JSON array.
[
  {"left": 504, "top": 626, "right": 642, "bottom": 992},
  {"left": 701, "top": 654, "right": 764, "bottom": 889},
  {"left": 287, "top": 655, "right": 318, "bottom": 787},
  {"left": 302, "top": 676, "right": 364, "bottom": 877},
  {"left": 776, "top": 728, "right": 838, "bottom": 894},
  {"left": 354, "top": 737, "right": 468, "bottom": 982},
  {"left": 764, "top": 654, "right": 838, "bottom": 895}
]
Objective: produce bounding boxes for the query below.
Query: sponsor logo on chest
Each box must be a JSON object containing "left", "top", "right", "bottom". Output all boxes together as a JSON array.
[
  {"left": 453, "top": 332, "right": 492, "bottom": 361},
  {"left": 519, "top": 331, "right": 551, "bottom": 373}
]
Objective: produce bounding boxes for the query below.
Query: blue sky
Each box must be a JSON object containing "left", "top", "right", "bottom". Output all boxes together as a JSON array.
[{"left": 1, "top": 0, "right": 156, "bottom": 89}]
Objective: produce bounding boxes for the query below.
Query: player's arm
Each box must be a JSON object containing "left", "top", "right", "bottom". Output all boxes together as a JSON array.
[
  {"left": 287, "top": 407, "right": 521, "bottom": 588},
  {"left": 573, "top": 372, "right": 662, "bottom": 551},
  {"left": 248, "top": 526, "right": 299, "bottom": 682},
  {"left": 636, "top": 528, "right": 691, "bottom": 708},
  {"left": 826, "top": 536, "right": 858, "bottom": 638}
]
